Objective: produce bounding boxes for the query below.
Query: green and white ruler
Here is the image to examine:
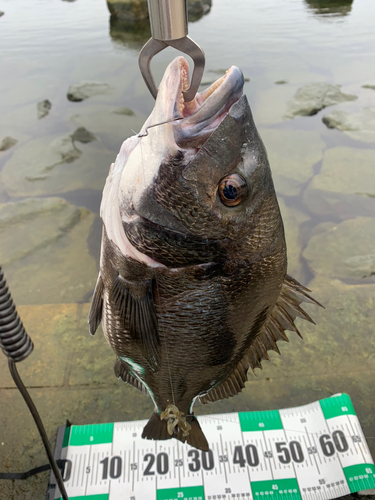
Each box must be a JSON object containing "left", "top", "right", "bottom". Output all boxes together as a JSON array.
[{"left": 52, "top": 394, "right": 375, "bottom": 500}]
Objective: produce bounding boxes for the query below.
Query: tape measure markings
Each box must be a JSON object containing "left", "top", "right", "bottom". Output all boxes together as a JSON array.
[{"left": 55, "top": 395, "right": 375, "bottom": 500}]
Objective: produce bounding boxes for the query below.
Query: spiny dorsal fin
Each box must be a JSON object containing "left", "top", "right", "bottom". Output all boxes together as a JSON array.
[
  {"left": 88, "top": 274, "right": 104, "bottom": 336},
  {"left": 114, "top": 357, "right": 148, "bottom": 394},
  {"left": 109, "top": 275, "right": 159, "bottom": 365},
  {"left": 200, "top": 274, "right": 323, "bottom": 404}
]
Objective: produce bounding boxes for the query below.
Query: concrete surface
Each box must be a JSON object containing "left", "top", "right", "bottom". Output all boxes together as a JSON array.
[{"left": 1, "top": 289, "right": 374, "bottom": 498}]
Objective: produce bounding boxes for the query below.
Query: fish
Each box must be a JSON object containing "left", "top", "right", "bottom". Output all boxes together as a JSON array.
[{"left": 88, "top": 56, "right": 322, "bottom": 451}]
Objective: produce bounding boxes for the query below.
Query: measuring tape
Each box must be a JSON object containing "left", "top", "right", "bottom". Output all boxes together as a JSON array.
[{"left": 52, "top": 394, "right": 375, "bottom": 500}]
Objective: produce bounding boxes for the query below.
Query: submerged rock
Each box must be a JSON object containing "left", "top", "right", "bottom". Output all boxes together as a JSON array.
[
  {"left": 0, "top": 11, "right": 4, "bottom": 17},
  {"left": 107, "top": 0, "right": 211, "bottom": 23},
  {"left": 253, "top": 85, "right": 296, "bottom": 125},
  {"left": 260, "top": 128, "right": 324, "bottom": 196},
  {"left": 188, "top": 0, "right": 212, "bottom": 21},
  {"left": 109, "top": 15, "right": 150, "bottom": 49},
  {"left": 278, "top": 198, "right": 309, "bottom": 283},
  {"left": 112, "top": 106, "right": 134, "bottom": 116},
  {"left": 66, "top": 104, "right": 146, "bottom": 151},
  {"left": 0, "top": 198, "right": 98, "bottom": 304},
  {"left": 71, "top": 126, "right": 96, "bottom": 144},
  {"left": 107, "top": 0, "right": 148, "bottom": 22},
  {"left": 322, "top": 107, "right": 375, "bottom": 143},
  {"left": 304, "top": 0, "right": 353, "bottom": 18},
  {"left": 0, "top": 136, "right": 17, "bottom": 151},
  {"left": 303, "top": 147, "right": 375, "bottom": 219},
  {"left": 273, "top": 275, "right": 375, "bottom": 396},
  {"left": 67, "top": 81, "right": 112, "bottom": 102},
  {"left": 303, "top": 218, "right": 375, "bottom": 281},
  {"left": 37, "top": 99, "right": 52, "bottom": 119},
  {"left": 1, "top": 133, "right": 113, "bottom": 197},
  {"left": 285, "top": 83, "right": 357, "bottom": 119},
  {"left": 362, "top": 84, "right": 375, "bottom": 90},
  {"left": 0, "top": 198, "right": 82, "bottom": 267}
]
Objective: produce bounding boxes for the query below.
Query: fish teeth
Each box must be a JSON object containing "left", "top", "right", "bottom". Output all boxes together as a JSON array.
[
  {"left": 185, "top": 100, "right": 197, "bottom": 112},
  {"left": 179, "top": 60, "right": 190, "bottom": 91},
  {"left": 179, "top": 94, "right": 185, "bottom": 114},
  {"left": 199, "top": 73, "right": 228, "bottom": 102}
]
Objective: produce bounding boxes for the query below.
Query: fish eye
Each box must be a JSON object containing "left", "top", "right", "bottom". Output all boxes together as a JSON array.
[{"left": 218, "top": 174, "right": 248, "bottom": 207}]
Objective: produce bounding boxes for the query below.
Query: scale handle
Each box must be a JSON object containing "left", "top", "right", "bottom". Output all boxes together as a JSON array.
[{"left": 147, "top": 0, "right": 188, "bottom": 41}]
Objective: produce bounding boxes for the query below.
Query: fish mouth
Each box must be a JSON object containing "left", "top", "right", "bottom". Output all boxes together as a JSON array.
[
  {"left": 117, "top": 57, "right": 246, "bottom": 255},
  {"left": 165, "top": 57, "right": 245, "bottom": 149}
]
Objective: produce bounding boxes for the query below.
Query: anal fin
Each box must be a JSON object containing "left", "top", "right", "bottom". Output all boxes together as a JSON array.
[
  {"left": 200, "top": 274, "right": 323, "bottom": 404},
  {"left": 114, "top": 357, "right": 148, "bottom": 394}
]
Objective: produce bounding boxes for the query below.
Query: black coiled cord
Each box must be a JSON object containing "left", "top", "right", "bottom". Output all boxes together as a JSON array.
[
  {"left": 0, "top": 265, "right": 69, "bottom": 500},
  {"left": 0, "top": 268, "right": 33, "bottom": 361}
]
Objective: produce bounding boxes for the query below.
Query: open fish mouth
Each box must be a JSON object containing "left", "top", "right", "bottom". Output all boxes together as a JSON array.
[
  {"left": 115, "top": 56, "right": 246, "bottom": 246},
  {"left": 161, "top": 57, "right": 245, "bottom": 149}
]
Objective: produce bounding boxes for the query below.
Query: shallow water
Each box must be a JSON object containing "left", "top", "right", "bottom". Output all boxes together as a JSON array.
[{"left": 1, "top": 0, "right": 375, "bottom": 497}]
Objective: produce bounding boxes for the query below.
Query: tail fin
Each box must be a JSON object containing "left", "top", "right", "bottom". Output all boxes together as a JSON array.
[
  {"left": 185, "top": 417, "right": 209, "bottom": 451},
  {"left": 142, "top": 412, "right": 209, "bottom": 451},
  {"left": 142, "top": 412, "right": 171, "bottom": 441}
]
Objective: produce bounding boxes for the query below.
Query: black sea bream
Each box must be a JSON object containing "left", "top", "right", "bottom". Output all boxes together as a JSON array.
[{"left": 89, "top": 57, "right": 322, "bottom": 451}]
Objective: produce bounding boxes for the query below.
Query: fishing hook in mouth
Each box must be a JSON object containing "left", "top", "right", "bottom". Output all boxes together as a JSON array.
[{"left": 137, "top": 117, "right": 184, "bottom": 137}]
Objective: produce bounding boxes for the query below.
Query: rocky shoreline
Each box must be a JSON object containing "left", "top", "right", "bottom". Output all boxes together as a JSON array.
[{"left": 106, "top": 0, "right": 212, "bottom": 24}]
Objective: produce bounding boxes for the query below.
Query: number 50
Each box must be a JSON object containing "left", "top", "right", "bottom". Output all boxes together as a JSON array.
[{"left": 276, "top": 441, "right": 304, "bottom": 464}]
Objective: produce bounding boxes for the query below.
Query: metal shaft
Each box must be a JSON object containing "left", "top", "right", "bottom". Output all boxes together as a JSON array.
[{"left": 147, "top": 0, "right": 188, "bottom": 40}]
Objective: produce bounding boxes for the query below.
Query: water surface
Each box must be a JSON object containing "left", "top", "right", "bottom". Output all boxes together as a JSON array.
[{"left": 0, "top": 1, "right": 375, "bottom": 496}]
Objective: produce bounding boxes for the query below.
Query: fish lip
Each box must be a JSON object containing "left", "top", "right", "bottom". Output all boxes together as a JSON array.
[{"left": 169, "top": 58, "right": 245, "bottom": 147}]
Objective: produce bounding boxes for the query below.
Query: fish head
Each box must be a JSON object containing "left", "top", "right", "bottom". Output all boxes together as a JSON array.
[{"left": 115, "top": 57, "right": 284, "bottom": 267}]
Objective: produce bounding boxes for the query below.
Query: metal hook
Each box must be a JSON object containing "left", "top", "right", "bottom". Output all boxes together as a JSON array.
[
  {"left": 139, "top": 0, "right": 205, "bottom": 102},
  {"left": 137, "top": 117, "right": 183, "bottom": 138}
]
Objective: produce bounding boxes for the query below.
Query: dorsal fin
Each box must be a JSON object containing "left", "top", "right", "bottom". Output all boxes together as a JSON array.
[
  {"left": 88, "top": 274, "right": 104, "bottom": 336},
  {"left": 114, "top": 357, "right": 148, "bottom": 394},
  {"left": 200, "top": 275, "right": 323, "bottom": 404}
]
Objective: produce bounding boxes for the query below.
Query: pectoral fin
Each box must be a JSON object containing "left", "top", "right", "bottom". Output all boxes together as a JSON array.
[
  {"left": 88, "top": 274, "right": 104, "bottom": 335},
  {"left": 200, "top": 275, "right": 323, "bottom": 404},
  {"left": 109, "top": 275, "right": 159, "bottom": 364}
]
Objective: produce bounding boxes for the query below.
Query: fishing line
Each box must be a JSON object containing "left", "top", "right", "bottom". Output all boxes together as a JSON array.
[
  {"left": 155, "top": 273, "right": 176, "bottom": 408},
  {"left": 136, "top": 122, "right": 177, "bottom": 409},
  {"left": 138, "top": 128, "right": 147, "bottom": 200},
  {"left": 137, "top": 117, "right": 183, "bottom": 137}
]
